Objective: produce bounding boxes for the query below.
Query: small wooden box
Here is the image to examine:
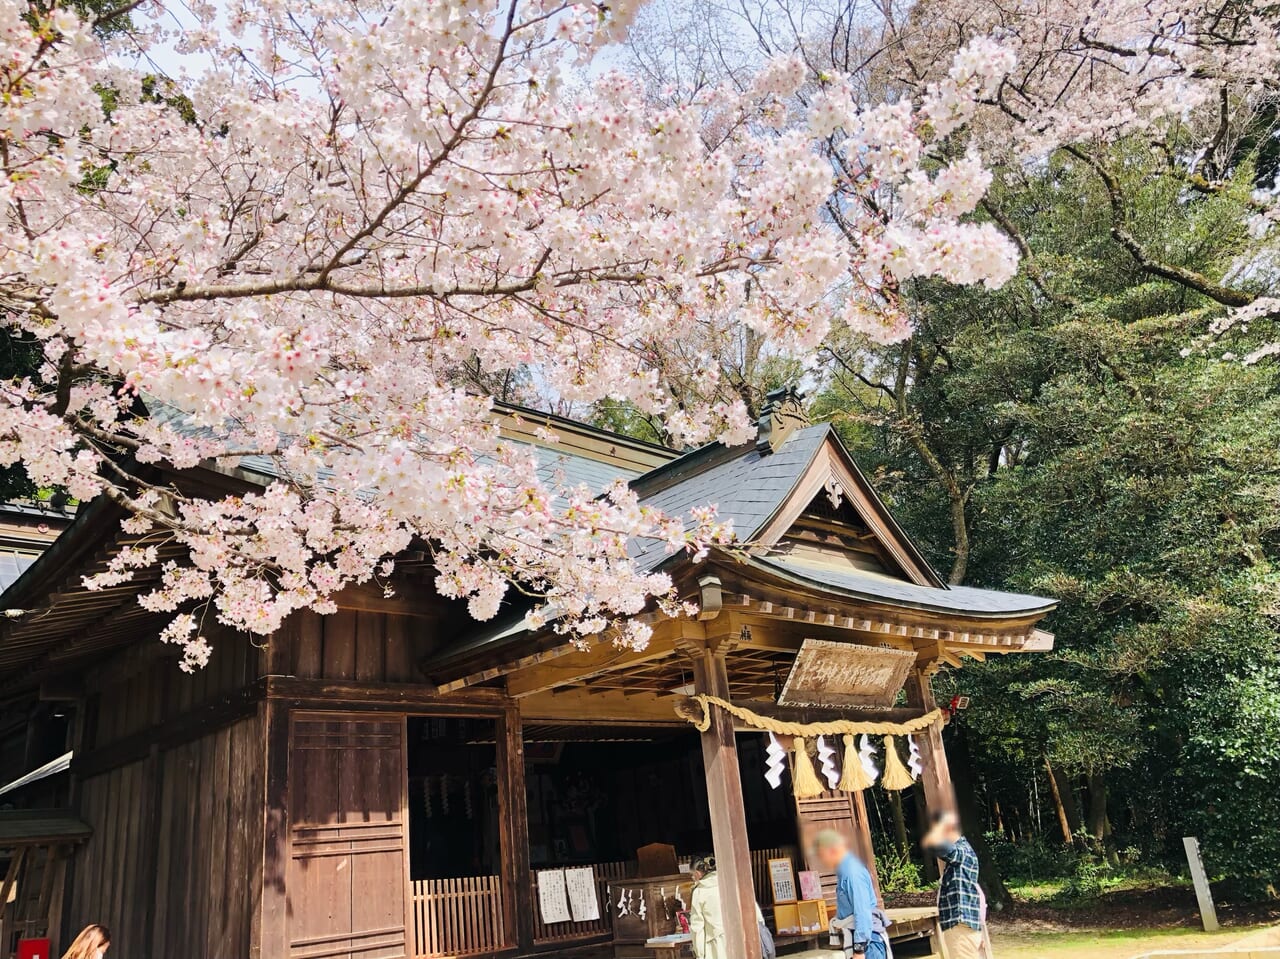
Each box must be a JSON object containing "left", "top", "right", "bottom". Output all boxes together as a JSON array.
[
  {"left": 774, "top": 898, "right": 829, "bottom": 936},
  {"left": 608, "top": 875, "right": 694, "bottom": 944}
]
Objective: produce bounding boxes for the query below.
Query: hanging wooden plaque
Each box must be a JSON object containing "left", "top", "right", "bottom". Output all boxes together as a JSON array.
[{"left": 779, "top": 639, "right": 917, "bottom": 708}]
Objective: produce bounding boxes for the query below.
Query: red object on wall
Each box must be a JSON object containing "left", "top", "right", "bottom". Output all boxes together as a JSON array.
[{"left": 17, "top": 939, "right": 52, "bottom": 959}]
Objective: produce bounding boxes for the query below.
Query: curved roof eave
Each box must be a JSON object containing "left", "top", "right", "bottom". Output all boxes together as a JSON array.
[{"left": 744, "top": 555, "right": 1057, "bottom": 620}]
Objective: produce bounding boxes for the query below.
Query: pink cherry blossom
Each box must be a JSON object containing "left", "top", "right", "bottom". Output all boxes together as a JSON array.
[{"left": 0, "top": 0, "right": 1023, "bottom": 667}]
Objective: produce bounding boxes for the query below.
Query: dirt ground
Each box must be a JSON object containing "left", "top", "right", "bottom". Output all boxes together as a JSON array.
[{"left": 910, "top": 885, "right": 1280, "bottom": 959}]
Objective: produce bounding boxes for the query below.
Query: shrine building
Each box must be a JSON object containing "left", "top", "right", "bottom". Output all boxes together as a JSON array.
[{"left": 0, "top": 391, "right": 1055, "bottom": 959}]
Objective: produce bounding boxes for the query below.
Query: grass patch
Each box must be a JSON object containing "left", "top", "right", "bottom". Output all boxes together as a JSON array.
[{"left": 993, "top": 926, "right": 1251, "bottom": 959}]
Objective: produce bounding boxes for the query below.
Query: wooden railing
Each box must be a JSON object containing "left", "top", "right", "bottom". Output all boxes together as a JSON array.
[
  {"left": 531, "top": 859, "right": 634, "bottom": 945},
  {"left": 411, "top": 875, "right": 506, "bottom": 958},
  {"left": 409, "top": 847, "right": 800, "bottom": 957}
]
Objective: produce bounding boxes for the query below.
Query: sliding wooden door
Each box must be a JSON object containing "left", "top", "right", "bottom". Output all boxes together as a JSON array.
[{"left": 287, "top": 713, "right": 408, "bottom": 959}]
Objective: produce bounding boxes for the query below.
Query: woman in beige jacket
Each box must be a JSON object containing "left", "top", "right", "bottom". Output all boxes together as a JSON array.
[{"left": 688, "top": 857, "right": 772, "bottom": 959}]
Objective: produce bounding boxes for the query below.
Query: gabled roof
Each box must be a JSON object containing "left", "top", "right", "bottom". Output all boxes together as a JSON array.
[
  {"left": 629, "top": 423, "right": 834, "bottom": 571},
  {"left": 628, "top": 422, "right": 943, "bottom": 587},
  {"left": 149, "top": 398, "right": 664, "bottom": 495}
]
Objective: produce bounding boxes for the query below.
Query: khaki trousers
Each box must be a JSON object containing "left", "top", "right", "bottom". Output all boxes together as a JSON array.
[{"left": 941, "top": 923, "right": 983, "bottom": 959}]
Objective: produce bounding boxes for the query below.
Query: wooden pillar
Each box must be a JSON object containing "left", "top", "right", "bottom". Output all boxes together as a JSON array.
[
  {"left": 850, "top": 789, "right": 881, "bottom": 899},
  {"left": 254, "top": 699, "right": 290, "bottom": 959},
  {"left": 498, "top": 703, "right": 534, "bottom": 953},
  {"left": 904, "top": 668, "right": 956, "bottom": 816},
  {"left": 692, "top": 647, "right": 762, "bottom": 959}
]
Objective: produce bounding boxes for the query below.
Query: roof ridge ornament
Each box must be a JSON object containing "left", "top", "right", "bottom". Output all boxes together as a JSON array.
[{"left": 756, "top": 386, "right": 809, "bottom": 454}]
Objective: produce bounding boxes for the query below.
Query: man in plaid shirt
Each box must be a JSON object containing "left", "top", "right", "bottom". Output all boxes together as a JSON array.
[{"left": 924, "top": 811, "right": 985, "bottom": 959}]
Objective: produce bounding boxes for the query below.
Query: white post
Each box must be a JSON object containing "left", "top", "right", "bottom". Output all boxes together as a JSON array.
[{"left": 1182, "top": 836, "right": 1219, "bottom": 932}]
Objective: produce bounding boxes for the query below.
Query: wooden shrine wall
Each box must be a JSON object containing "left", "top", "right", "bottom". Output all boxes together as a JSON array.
[
  {"left": 66, "top": 711, "right": 265, "bottom": 959},
  {"left": 278, "top": 609, "right": 426, "bottom": 684},
  {"left": 84, "top": 624, "right": 261, "bottom": 753}
]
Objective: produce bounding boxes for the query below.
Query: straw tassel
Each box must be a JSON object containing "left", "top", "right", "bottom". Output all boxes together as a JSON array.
[
  {"left": 838, "top": 734, "right": 873, "bottom": 792},
  {"left": 880, "top": 735, "right": 915, "bottom": 791},
  {"left": 791, "top": 737, "right": 826, "bottom": 798}
]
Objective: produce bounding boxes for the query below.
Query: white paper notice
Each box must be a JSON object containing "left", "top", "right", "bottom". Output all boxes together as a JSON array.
[
  {"left": 564, "top": 866, "right": 601, "bottom": 922},
  {"left": 537, "top": 869, "right": 571, "bottom": 925}
]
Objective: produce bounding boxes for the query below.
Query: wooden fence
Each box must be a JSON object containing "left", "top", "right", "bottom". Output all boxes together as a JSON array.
[
  {"left": 531, "top": 859, "right": 635, "bottom": 946},
  {"left": 409, "top": 847, "right": 799, "bottom": 958},
  {"left": 411, "top": 875, "right": 506, "bottom": 958}
]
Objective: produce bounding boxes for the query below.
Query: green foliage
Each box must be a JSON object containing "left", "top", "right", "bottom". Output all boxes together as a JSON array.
[
  {"left": 983, "top": 833, "right": 1080, "bottom": 884},
  {"left": 874, "top": 848, "right": 926, "bottom": 894},
  {"left": 816, "top": 132, "right": 1280, "bottom": 895}
]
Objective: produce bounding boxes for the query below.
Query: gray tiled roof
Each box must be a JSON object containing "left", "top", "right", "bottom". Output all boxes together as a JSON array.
[
  {"left": 630, "top": 424, "right": 831, "bottom": 570},
  {"left": 751, "top": 556, "right": 1056, "bottom": 617},
  {"left": 149, "top": 399, "right": 637, "bottom": 494},
  {"left": 531, "top": 445, "right": 638, "bottom": 491},
  {"left": 0, "top": 551, "right": 38, "bottom": 591}
]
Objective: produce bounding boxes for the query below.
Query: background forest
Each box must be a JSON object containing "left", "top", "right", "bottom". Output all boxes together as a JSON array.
[{"left": 816, "top": 140, "right": 1280, "bottom": 905}]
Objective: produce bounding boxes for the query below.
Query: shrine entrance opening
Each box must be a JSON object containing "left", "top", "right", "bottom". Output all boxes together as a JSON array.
[
  {"left": 404, "top": 715, "right": 512, "bottom": 959},
  {"left": 517, "top": 723, "right": 806, "bottom": 951}
]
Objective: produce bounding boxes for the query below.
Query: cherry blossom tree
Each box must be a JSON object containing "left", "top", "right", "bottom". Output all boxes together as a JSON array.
[{"left": 0, "top": 0, "right": 1021, "bottom": 668}]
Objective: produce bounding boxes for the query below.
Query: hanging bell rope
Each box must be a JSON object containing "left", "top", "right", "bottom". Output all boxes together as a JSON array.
[{"left": 675, "top": 693, "right": 944, "bottom": 738}]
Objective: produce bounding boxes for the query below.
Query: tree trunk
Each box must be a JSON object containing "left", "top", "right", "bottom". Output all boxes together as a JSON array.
[
  {"left": 892, "top": 349, "right": 972, "bottom": 584},
  {"left": 1044, "top": 757, "right": 1073, "bottom": 846},
  {"left": 948, "top": 724, "right": 1012, "bottom": 912},
  {"left": 1047, "top": 759, "right": 1083, "bottom": 842},
  {"left": 1086, "top": 771, "right": 1108, "bottom": 843},
  {"left": 889, "top": 790, "right": 910, "bottom": 856}
]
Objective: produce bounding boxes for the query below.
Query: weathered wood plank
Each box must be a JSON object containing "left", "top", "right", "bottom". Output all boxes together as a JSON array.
[
  {"left": 256, "top": 700, "right": 290, "bottom": 959},
  {"left": 321, "top": 609, "right": 358, "bottom": 680},
  {"left": 383, "top": 614, "right": 414, "bottom": 683},
  {"left": 354, "top": 611, "right": 385, "bottom": 682}
]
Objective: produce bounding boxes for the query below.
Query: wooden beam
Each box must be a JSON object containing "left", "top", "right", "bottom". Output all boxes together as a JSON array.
[
  {"left": 519, "top": 689, "right": 689, "bottom": 726},
  {"left": 264, "top": 676, "right": 509, "bottom": 712},
  {"left": 332, "top": 581, "right": 441, "bottom": 617},
  {"left": 255, "top": 699, "right": 289, "bottom": 959},
  {"left": 692, "top": 647, "right": 762, "bottom": 959},
  {"left": 503, "top": 618, "right": 704, "bottom": 698},
  {"left": 0, "top": 848, "right": 26, "bottom": 923},
  {"left": 672, "top": 697, "right": 928, "bottom": 730}
]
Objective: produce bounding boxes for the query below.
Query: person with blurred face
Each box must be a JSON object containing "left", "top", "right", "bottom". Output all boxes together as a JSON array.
[
  {"left": 61, "top": 925, "right": 110, "bottom": 959},
  {"left": 814, "top": 830, "right": 887, "bottom": 959},
  {"left": 922, "top": 811, "right": 984, "bottom": 959},
  {"left": 687, "top": 856, "right": 774, "bottom": 959}
]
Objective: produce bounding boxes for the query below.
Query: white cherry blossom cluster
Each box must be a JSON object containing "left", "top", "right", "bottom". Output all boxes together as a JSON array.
[{"left": 0, "top": 0, "right": 1024, "bottom": 667}]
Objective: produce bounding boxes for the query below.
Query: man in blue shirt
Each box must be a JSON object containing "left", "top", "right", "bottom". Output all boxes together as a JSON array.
[
  {"left": 814, "top": 829, "right": 887, "bottom": 959},
  {"left": 923, "top": 811, "right": 984, "bottom": 959}
]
